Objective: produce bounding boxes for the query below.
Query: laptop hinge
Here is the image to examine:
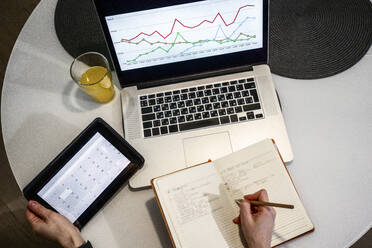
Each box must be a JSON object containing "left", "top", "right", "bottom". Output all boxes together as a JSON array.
[{"left": 137, "top": 65, "right": 253, "bottom": 90}]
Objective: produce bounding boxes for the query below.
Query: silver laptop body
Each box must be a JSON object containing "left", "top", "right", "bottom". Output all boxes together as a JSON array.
[
  {"left": 122, "top": 65, "right": 292, "bottom": 188},
  {"left": 93, "top": 0, "right": 293, "bottom": 188}
]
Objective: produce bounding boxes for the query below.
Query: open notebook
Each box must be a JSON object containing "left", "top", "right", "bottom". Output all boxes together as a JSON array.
[{"left": 151, "top": 139, "right": 314, "bottom": 247}]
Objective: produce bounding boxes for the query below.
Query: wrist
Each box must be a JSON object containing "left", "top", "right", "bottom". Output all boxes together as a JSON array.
[
  {"left": 247, "top": 240, "right": 270, "bottom": 248},
  {"left": 71, "top": 234, "right": 85, "bottom": 248},
  {"left": 59, "top": 232, "right": 85, "bottom": 248}
]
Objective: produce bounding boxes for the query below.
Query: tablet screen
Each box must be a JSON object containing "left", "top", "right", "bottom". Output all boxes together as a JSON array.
[{"left": 37, "top": 132, "right": 131, "bottom": 222}]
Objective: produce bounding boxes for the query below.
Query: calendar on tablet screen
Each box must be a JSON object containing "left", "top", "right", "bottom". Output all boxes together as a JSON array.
[{"left": 38, "top": 133, "right": 130, "bottom": 222}]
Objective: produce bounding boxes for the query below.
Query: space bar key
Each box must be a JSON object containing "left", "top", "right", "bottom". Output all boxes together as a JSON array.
[{"left": 179, "top": 118, "right": 220, "bottom": 131}]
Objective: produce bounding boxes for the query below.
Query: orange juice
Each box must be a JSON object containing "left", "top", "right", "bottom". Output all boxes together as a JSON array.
[{"left": 80, "top": 66, "right": 115, "bottom": 103}]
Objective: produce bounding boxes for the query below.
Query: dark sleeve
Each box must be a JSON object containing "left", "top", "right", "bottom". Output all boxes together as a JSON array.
[{"left": 79, "top": 241, "right": 93, "bottom": 248}]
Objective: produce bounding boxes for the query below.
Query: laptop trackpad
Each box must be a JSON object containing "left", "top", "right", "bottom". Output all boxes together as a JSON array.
[{"left": 183, "top": 132, "right": 232, "bottom": 166}]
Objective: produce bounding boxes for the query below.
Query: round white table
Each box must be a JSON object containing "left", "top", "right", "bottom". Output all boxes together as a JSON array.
[{"left": 2, "top": 0, "right": 371, "bottom": 247}]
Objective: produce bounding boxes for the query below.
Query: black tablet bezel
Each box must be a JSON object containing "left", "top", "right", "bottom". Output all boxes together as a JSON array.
[
  {"left": 23, "top": 118, "right": 145, "bottom": 229},
  {"left": 92, "top": 0, "right": 268, "bottom": 88}
]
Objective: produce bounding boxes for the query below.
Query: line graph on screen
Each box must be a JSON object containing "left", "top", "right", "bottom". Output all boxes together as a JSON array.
[{"left": 106, "top": 0, "right": 263, "bottom": 71}]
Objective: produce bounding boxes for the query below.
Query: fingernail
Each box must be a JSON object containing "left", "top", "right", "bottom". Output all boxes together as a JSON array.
[{"left": 30, "top": 201, "right": 36, "bottom": 208}]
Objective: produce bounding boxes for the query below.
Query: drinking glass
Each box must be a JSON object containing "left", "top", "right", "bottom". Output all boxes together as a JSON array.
[{"left": 70, "top": 52, "right": 115, "bottom": 103}]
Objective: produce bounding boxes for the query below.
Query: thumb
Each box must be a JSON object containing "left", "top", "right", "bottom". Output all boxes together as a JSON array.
[
  {"left": 27, "top": 201, "right": 52, "bottom": 220},
  {"left": 25, "top": 208, "right": 43, "bottom": 225}
]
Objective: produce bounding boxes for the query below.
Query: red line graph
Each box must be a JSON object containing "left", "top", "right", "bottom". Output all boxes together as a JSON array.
[{"left": 121, "top": 4, "right": 255, "bottom": 42}]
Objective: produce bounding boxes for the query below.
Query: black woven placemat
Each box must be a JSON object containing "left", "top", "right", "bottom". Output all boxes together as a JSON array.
[
  {"left": 54, "top": 0, "right": 113, "bottom": 67},
  {"left": 55, "top": 0, "right": 372, "bottom": 79},
  {"left": 269, "top": 0, "right": 372, "bottom": 79}
]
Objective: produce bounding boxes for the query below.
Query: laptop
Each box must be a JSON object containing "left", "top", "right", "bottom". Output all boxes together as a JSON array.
[{"left": 93, "top": 0, "right": 293, "bottom": 188}]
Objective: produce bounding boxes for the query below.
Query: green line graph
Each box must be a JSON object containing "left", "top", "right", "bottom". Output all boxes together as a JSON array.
[{"left": 124, "top": 32, "right": 256, "bottom": 63}]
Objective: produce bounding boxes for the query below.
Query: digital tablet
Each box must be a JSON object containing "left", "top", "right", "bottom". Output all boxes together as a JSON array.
[{"left": 23, "top": 118, "right": 145, "bottom": 229}]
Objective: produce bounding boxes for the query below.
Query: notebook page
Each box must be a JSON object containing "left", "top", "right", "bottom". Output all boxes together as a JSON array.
[
  {"left": 153, "top": 163, "right": 246, "bottom": 248},
  {"left": 213, "top": 139, "right": 314, "bottom": 247}
]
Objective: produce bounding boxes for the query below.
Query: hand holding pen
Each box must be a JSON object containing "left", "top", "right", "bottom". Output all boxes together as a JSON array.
[{"left": 233, "top": 189, "right": 277, "bottom": 248}]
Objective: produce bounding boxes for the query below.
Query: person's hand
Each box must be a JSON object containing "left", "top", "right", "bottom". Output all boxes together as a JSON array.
[
  {"left": 25, "top": 200, "right": 85, "bottom": 248},
  {"left": 233, "top": 189, "right": 276, "bottom": 248}
]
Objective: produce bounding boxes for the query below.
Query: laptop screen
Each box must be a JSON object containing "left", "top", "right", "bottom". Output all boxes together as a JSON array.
[
  {"left": 93, "top": 0, "right": 268, "bottom": 87},
  {"left": 105, "top": 0, "right": 263, "bottom": 72}
]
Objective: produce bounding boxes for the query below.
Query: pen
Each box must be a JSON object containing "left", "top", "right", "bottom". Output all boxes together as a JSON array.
[{"left": 235, "top": 199, "right": 294, "bottom": 209}]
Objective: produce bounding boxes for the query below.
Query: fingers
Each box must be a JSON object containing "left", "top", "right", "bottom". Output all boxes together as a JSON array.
[
  {"left": 243, "top": 189, "right": 276, "bottom": 218},
  {"left": 233, "top": 199, "right": 254, "bottom": 225},
  {"left": 253, "top": 189, "right": 275, "bottom": 218},
  {"left": 233, "top": 216, "right": 240, "bottom": 224},
  {"left": 243, "top": 189, "right": 269, "bottom": 202},
  {"left": 257, "top": 189, "right": 269, "bottom": 202},
  {"left": 239, "top": 200, "right": 253, "bottom": 223},
  {"left": 25, "top": 208, "right": 48, "bottom": 235},
  {"left": 269, "top": 207, "right": 276, "bottom": 219},
  {"left": 243, "top": 191, "right": 261, "bottom": 201},
  {"left": 25, "top": 208, "right": 42, "bottom": 225},
  {"left": 27, "top": 201, "right": 52, "bottom": 220}
]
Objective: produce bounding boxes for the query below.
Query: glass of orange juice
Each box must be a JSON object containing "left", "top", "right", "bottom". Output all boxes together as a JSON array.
[{"left": 70, "top": 52, "right": 115, "bottom": 103}]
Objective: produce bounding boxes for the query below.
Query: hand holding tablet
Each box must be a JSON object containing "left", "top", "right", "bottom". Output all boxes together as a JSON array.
[
  {"left": 23, "top": 118, "right": 144, "bottom": 229},
  {"left": 25, "top": 200, "right": 87, "bottom": 248}
]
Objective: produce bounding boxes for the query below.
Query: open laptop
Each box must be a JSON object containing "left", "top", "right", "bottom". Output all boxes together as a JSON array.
[{"left": 93, "top": 0, "right": 293, "bottom": 188}]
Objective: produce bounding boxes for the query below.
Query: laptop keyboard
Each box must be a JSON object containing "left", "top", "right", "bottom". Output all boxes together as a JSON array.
[{"left": 139, "top": 77, "right": 264, "bottom": 138}]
